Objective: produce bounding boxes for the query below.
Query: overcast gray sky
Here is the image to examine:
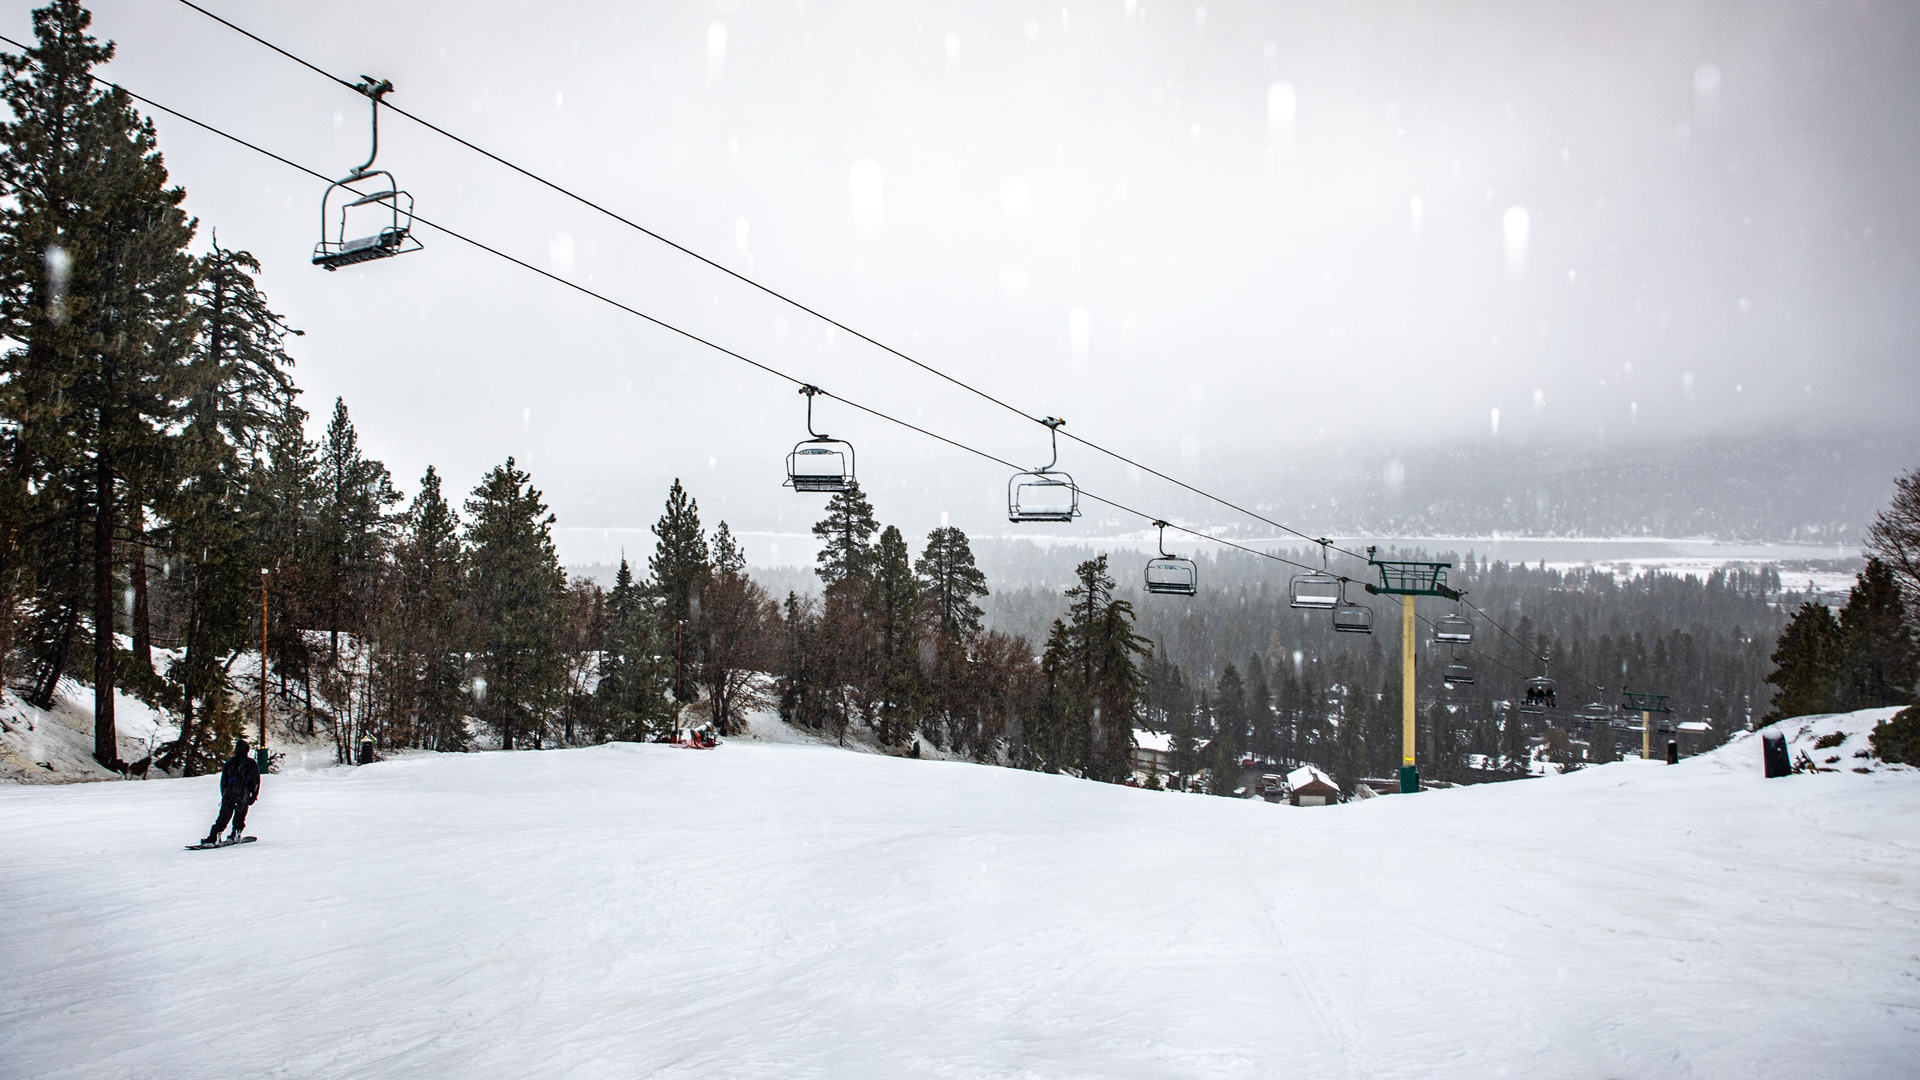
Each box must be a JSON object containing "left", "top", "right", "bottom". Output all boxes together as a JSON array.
[{"left": 45, "top": 0, "right": 1920, "bottom": 563}]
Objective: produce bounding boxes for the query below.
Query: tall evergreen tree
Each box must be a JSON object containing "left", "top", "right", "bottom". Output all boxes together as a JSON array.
[
  {"left": 597, "top": 556, "right": 674, "bottom": 741},
  {"left": 868, "top": 524, "right": 922, "bottom": 746},
  {"left": 917, "top": 525, "right": 988, "bottom": 641},
  {"left": 1835, "top": 558, "right": 1917, "bottom": 711},
  {"left": 811, "top": 481, "right": 878, "bottom": 589},
  {"left": 159, "top": 238, "right": 300, "bottom": 771},
  {"left": 464, "top": 458, "right": 565, "bottom": 750},
  {"left": 386, "top": 466, "right": 467, "bottom": 750},
  {"left": 1060, "top": 554, "right": 1152, "bottom": 782},
  {"left": 648, "top": 478, "right": 708, "bottom": 702},
  {"left": 1764, "top": 601, "right": 1843, "bottom": 721},
  {"left": 0, "top": 2, "right": 198, "bottom": 764},
  {"left": 314, "top": 398, "right": 396, "bottom": 663}
]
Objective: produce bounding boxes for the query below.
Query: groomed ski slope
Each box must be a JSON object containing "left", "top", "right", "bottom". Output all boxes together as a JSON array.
[{"left": 4, "top": 711, "right": 1917, "bottom": 1079}]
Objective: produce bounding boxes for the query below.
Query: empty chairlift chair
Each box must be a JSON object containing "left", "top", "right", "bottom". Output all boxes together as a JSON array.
[
  {"left": 1289, "top": 541, "right": 1342, "bottom": 610},
  {"left": 1331, "top": 578, "right": 1373, "bottom": 633},
  {"left": 1008, "top": 417, "right": 1080, "bottom": 523},
  {"left": 1431, "top": 612, "right": 1474, "bottom": 645},
  {"left": 313, "top": 78, "right": 423, "bottom": 271},
  {"left": 785, "top": 385, "right": 855, "bottom": 492},
  {"left": 1143, "top": 521, "right": 1197, "bottom": 596}
]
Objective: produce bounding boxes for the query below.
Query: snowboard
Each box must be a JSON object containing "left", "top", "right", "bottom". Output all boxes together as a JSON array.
[{"left": 185, "top": 836, "right": 257, "bottom": 851}]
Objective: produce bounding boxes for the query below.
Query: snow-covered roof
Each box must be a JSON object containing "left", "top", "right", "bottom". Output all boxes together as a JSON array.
[
  {"left": 1133, "top": 729, "right": 1172, "bottom": 753},
  {"left": 1287, "top": 764, "right": 1336, "bottom": 790}
]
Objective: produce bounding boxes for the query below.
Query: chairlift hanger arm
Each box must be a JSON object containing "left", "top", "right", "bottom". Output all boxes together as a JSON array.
[
  {"left": 798, "top": 384, "right": 829, "bottom": 438},
  {"left": 347, "top": 76, "right": 394, "bottom": 180}
]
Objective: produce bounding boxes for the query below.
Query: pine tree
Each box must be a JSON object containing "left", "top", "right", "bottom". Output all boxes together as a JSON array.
[
  {"left": 1246, "top": 654, "right": 1275, "bottom": 763},
  {"left": 917, "top": 525, "right": 988, "bottom": 641},
  {"left": 648, "top": 478, "right": 708, "bottom": 703},
  {"left": 0, "top": 2, "right": 198, "bottom": 765},
  {"left": 811, "top": 481, "right": 878, "bottom": 589},
  {"left": 314, "top": 398, "right": 396, "bottom": 663},
  {"left": 1763, "top": 601, "right": 1843, "bottom": 721},
  {"left": 1059, "top": 554, "right": 1151, "bottom": 782},
  {"left": 1169, "top": 701, "right": 1198, "bottom": 786},
  {"left": 387, "top": 467, "right": 468, "bottom": 750},
  {"left": 160, "top": 238, "right": 300, "bottom": 770},
  {"left": 868, "top": 524, "right": 922, "bottom": 746},
  {"left": 1835, "top": 558, "right": 1917, "bottom": 711},
  {"left": 464, "top": 458, "right": 566, "bottom": 749},
  {"left": 598, "top": 557, "right": 674, "bottom": 741}
]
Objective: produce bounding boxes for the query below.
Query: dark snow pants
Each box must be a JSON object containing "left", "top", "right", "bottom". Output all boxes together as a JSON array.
[{"left": 210, "top": 793, "right": 251, "bottom": 839}]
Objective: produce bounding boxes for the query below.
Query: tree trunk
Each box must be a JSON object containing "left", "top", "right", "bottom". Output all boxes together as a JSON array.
[
  {"left": 30, "top": 604, "right": 77, "bottom": 710},
  {"left": 129, "top": 512, "right": 151, "bottom": 670},
  {"left": 93, "top": 455, "right": 117, "bottom": 768}
]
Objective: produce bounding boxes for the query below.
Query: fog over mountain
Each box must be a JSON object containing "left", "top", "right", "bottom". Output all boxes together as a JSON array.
[{"left": 70, "top": 0, "right": 1920, "bottom": 560}]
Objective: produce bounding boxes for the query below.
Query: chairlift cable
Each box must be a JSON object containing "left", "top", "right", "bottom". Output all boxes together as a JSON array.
[
  {"left": 57, "top": 35, "right": 1609, "bottom": 655},
  {"left": 13, "top": 48, "right": 1338, "bottom": 587},
  {"left": 168, "top": 0, "right": 1374, "bottom": 566},
  {"left": 7, "top": 34, "right": 1653, "bottom": 736}
]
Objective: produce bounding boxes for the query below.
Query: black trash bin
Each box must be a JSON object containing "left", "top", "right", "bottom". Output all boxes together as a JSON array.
[
  {"left": 1666, "top": 739, "right": 1679, "bottom": 765},
  {"left": 1761, "top": 730, "right": 1791, "bottom": 778},
  {"left": 357, "top": 735, "right": 375, "bottom": 766}
]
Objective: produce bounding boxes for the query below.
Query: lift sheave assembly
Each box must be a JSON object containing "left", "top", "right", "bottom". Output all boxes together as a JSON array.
[
  {"left": 314, "top": 77, "right": 422, "bottom": 271},
  {"left": 1007, "top": 417, "right": 1080, "bottom": 523},
  {"left": 1143, "top": 521, "right": 1197, "bottom": 595},
  {"left": 785, "top": 385, "right": 855, "bottom": 492}
]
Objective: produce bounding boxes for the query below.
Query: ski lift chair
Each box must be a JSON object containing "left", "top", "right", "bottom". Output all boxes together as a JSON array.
[
  {"left": 785, "top": 385, "right": 855, "bottom": 492},
  {"left": 1331, "top": 578, "right": 1373, "bottom": 633},
  {"left": 1431, "top": 612, "right": 1474, "bottom": 644},
  {"left": 1443, "top": 656, "right": 1476, "bottom": 685},
  {"left": 1524, "top": 676, "right": 1557, "bottom": 710},
  {"left": 313, "top": 78, "right": 423, "bottom": 271},
  {"left": 1290, "top": 540, "right": 1341, "bottom": 609},
  {"left": 1143, "top": 521, "right": 1197, "bottom": 595},
  {"left": 1008, "top": 418, "right": 1080, "bottom": 523}
]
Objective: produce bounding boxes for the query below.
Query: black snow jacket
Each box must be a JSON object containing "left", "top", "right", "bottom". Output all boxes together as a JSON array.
[{"left": 220, "top": 752, "right": 261, "bottom": 804}]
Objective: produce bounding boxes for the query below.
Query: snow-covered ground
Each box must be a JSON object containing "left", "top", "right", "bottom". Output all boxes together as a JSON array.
[
  {"left": 3, "top": 709, "right": 1916, "bottom": 1079},
  {"left": 0, "top": 678, "right": 175, "bottom": 784}
]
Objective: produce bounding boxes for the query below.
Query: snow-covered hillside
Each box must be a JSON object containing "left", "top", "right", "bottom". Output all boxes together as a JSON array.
[{"left": 3, "top": 710, "right": 1916, "bottom": 1079}]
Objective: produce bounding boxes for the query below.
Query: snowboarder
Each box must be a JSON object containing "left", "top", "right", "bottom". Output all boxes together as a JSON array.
[{"left": 202, "top": 738, "right": 261, "bottom": 846}]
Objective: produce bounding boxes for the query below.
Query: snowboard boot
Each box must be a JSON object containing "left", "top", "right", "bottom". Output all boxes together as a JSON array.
[{"left": 201, "top": 834, "right": 219, "bottom": 846}]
